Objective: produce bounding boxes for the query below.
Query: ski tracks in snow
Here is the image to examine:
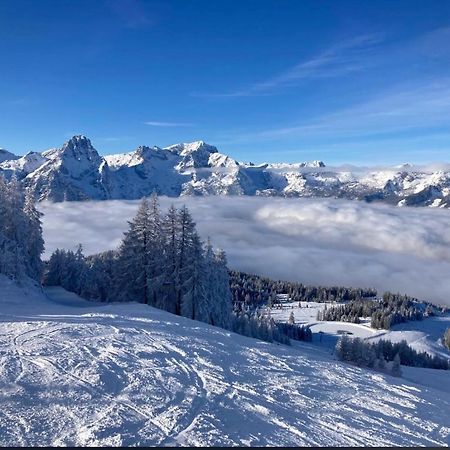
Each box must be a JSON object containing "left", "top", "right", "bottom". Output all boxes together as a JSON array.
[{"left": 0, "top": 290, "right": 449, "bottom": 446}]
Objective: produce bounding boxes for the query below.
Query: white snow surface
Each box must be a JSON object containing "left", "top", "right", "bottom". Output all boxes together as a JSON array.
[
  {"left": 0, "top": 152, "right": 48, "bottom": 177},
  {"left": 0, "top": 278, "right": 449, "bottom": 447},
  {"left": 367, "top": 315, "right": 450, "bottom": 360},
  {"left": 269, "top": 301, "right": 450, "bottom": 360}
]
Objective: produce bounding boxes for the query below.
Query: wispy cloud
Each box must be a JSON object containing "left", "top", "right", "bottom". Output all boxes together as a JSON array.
[
  {"left": 193, "top": 33, "right": 384, "bottom": 98},
  {"left": 222, "top": 79, "right": 450, "bottom": 144},
  {"left": 144, "top": 121, "right": 195, "bottom": 127}
]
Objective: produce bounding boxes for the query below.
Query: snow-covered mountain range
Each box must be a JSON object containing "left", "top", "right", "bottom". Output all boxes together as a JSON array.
[{"left": 2, "top": 135, "right": 450, "bottom": 207}]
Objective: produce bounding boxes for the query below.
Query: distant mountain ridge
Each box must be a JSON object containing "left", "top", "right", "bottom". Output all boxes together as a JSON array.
[
  {"left": 0, "top": 148, "right": 19, "bottom": 163},
  {"left": 1, "top": 135, "right": 450, "bottom": 207}
]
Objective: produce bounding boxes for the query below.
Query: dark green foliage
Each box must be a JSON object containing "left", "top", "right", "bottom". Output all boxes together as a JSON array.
[
  {"left": 371, "top": 293, "right": 424, "bottom": 329},
  {"left": 336, "top": 336, "right": 449, "bottom": 373},
  {"left": 230, "top": 311, "right": 290, "bottom": 345},
  {"left": 277, "top": 322, "right": 313, "bottom": 342},
  {"left": 229, "top": 270, "right": 377, "bottom": 309},
  {"left": 318, "top": 292, "right": 433, "bottom": 330},
  {"left": 443, "top": 328, "right": 450, "bottom": 350}
]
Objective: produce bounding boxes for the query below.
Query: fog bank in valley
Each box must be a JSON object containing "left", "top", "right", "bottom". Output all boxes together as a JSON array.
[{"left": 39, "top": 197, "right": 450, "bottom": 305}]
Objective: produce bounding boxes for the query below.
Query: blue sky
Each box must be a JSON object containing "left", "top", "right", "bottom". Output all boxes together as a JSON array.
[{"left": 1, "top": 0, "right": 450, "bottom": 165}]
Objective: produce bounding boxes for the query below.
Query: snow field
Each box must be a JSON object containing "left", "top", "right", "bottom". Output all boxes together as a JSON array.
[{"left": 0, "top": 283, "right": 449, "bottom": 446}]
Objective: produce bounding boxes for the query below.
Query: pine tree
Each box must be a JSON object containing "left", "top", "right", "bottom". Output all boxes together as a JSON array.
[
  {"left": 335, "top": 335, "right": 351, "bottom": 361},
  {"left": 288, "top": 311, "right": 295, "bottom": 325},
  {"left": 391, "top": 353, "right": 402, "bottom": 377},
  {"left": 4, "top": 176, "right": 27, "bottom": 277},
  {"left": 161, "top": 204, "right": 180, "bottom": 313},
  {"left": 44, "top": 249, "right": 65, "bottom": 285},
  {"left": 377, "top": 355, "right": 387, "bottom": 372},
  {"left": 177, "top": 206, "right": 198, "bottom": 315},
  {"left": 23, "top": 191, "right": 44, "bottom": 280},
  {"left": 146, "top": 194, "right": 165, "bottom": 306},
  {"left": 180, "top": 231, "right": 207, "bottom": 321},
  {"left": 116, "top": 198, "right": 154, "bottom": 303},
  {"left": 0, "top": 176, "right": 44, "bottom": 281},
  {"left": 443, "top": 328, "right": 450, "bottom": 350},
  {"left": 210, "top": 248, "right": 232, "bottom": 328}
]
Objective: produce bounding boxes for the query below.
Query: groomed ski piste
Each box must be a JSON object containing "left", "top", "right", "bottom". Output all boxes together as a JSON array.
[{"left": 0, "top": 276, "right": 449, "bottom": 447}]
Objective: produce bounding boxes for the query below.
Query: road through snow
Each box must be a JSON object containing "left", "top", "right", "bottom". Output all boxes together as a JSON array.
[{"left": 0, "top": 282, "right": 449, "bottom": 446}]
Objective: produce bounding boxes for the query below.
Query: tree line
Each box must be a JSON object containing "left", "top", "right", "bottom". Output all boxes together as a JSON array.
[
  {"left": 277, "top": 310, "right": 313, "bottom": 342},
  {"left": 230, "top": 270, "right": 377, "bottom": 309},
  {"left": 336, "top": 336, "right": 449, "bottom": 374},
  {"left": 0, "top": 176, "right": 44, "bottom": 281},
  {"left": 317, "top": 292, "right": 442, "bottom": 330}
]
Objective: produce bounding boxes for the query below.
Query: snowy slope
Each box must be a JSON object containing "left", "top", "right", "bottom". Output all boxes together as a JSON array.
[
  {"left": 0, "top": 152, "right": 48, "bottom": 180},
  {"left": 269, "top": 301, "right": 450, "bottom": 360},
  {"left": 368, "top": 316, "right": 450, "bottom": 360},
  {"left": 4, "top": 135, "right": 450, "bottom": 206},
  {"left": 0, "top": 280, "right": 449, "bottom": 446},
  {"left": 105, "top": 145, "right": 186, "bottom": 198}
]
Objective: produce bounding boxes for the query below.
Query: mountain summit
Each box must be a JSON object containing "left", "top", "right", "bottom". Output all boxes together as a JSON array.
[{"left": 22, "top": 136, "right": 111, "bottom": 201}]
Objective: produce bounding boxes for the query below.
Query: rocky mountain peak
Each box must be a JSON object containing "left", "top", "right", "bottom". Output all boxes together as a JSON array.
[
  {"left": 60, "top": 135, "right": 100, "bottom": 162},
  {"left": 135, "top": 145, "right": 164, "bottom": 157},
  {"left": 165, "top": 141, "right": 218, "bottom": 156}
]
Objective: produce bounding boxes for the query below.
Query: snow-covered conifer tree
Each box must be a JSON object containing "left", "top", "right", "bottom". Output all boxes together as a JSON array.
[
  {"left": 23, "top": 191, "right": 44, "bottom": 280},
  {"left": 209, "top": 248, "right": 232, "bottom": 328},
  {"left": 116, "top": 197, "right": 160, "bottom": 303},
  {"left": 3, "top": 177, "right": 27, "bottom": 277},
  {"left": 391, "top": 353, "right": 402, "bottom": 377},
  {"left": 44, "top": 249, "right": 65, "bottom": 286},
  {"left": 146, "top": 194, "right": 166, "bottom": 306},
  {"left": 443, "top": 328, "right": 450, "bottom": 350},
  {"left": 335, "top": 335, "right": 351, "bottom": 361},
  {"left": 0, "top": 176, "right": 44, "bottom": 281},
  {"left": 161, "top": 204, "right": 180, "bottom": 313},
  {"left": 180, "top": 230, "right": 207, "bottom": 321},
  {"left": 177, "top": 206, "right": 198, "bottom": 315},
  {"left": 288, "top": 311, "right": 295, "bottom": 325}
]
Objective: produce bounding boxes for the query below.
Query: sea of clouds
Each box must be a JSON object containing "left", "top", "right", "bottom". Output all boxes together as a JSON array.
[{"left": 39, "top": 197, "right": 450, "bottom": 305}]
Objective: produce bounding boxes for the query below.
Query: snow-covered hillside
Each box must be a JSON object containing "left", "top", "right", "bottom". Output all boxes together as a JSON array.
[
  {"left": 269, "top": 301, "right": 450, "bottom": 361},
  {"left": 0, "top": 278, "right": 449, "bottom": 446},
  {"left": 0, "top": 152, "right": 48, "bottom": 179},
  {"left": 3, "top": 135, "right": 450, "bottom": 207}
]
